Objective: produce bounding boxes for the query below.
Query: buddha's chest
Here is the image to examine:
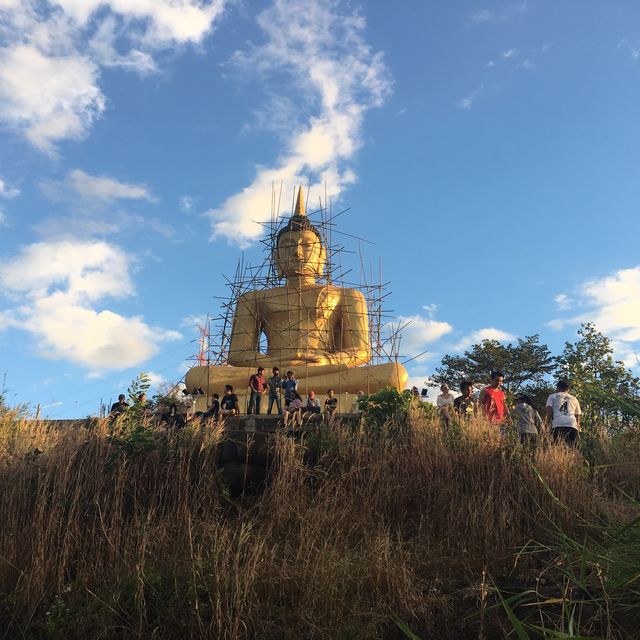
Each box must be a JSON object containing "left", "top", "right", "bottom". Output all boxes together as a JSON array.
[{"left": 261, "top": 287, "right": 341, "bottom": 328}]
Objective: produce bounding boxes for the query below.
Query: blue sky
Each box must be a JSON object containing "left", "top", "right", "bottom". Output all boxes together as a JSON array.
[{"left": 1, "top": 0, "right": 640, "bottom": 416}]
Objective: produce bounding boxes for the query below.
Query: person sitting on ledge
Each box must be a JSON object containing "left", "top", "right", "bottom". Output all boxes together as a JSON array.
[
  {"left": 304, "top": 390, "right": 321, "bottom": 414},
  {"left": 350, "top": 390, "right": 365, "bottom": 413},
  {"left": 284, "top": 391, "right": 304, "bottom": 428},
  {"left": 324, "top": 388, "right": 338, "bottom": 423},
  {"left": 220, "top": 385, "right": 239, "bottom": 418}
]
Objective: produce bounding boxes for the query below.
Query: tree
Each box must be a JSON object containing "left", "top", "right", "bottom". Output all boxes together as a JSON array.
[
  {"left": 433, "top": 335, "right": 555, "bottom": 395},
  {"left": 555, "top": 323, "right": 640, "bottom": 433}
]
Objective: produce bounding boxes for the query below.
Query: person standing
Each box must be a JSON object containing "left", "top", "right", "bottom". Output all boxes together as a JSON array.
[
  {"left": 454, "top": 381, "right": 476, "bottom": 419},
  {"left": 267, "top": 367, "right": 283, "bottom": 415},
  {"left": 436, "top": 383, "right": 455, "bottom": 427},
  {"left": 247, "top": 367, "right": 267, "bottom": 415},
  {"left": 282, "top": 370, "right": 298, "bottom": 408},
  {"left": 513, "top": 394, "right": 542, "bottom": 447},
  {"left": 546, "top": 380, "right": 582, "bottom": 446},
  {"left": 478, "top": 371, "right": 510, "bottom": 427}
]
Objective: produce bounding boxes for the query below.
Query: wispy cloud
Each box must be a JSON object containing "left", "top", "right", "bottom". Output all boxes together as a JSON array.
[
  {"left": 179, "top": 196, "right": 198, "bottom": 214},
  {"left": 206, "top": 0, "right": 392, "bottom": 247},
  {"left": 0, "top": 240, "right": 181, "bottom": 369},
  {"left": 396, "top": 312, "right": 453, "bottom": 363},
  {"left": 456, "top": 86, "right": 482, "bottom": 110},
  {"left": 0, "top": 1, "right": 227, "bottom": 152},
  {"left": 35, "top": 169, "right": 172, "bottom": 240},
  {"left": 618, "top": 38, "right": 640, "bottom": 60},
  {"left": 548, "top": 266, "right": 640, "bottom": 368},
  {"left": 467, "top": 1, "right": 528, "bottom": 26},
  {"left": 554, "top": 293, "right": 575, "bottom": 311},
  {"left": 41, "top": 169, "right": 156, "bottom": 204},
  {"left": 0, "top": 178, "right": 21, "bottom": 199},
  {"left": 453, "top": 328, "right": 516, "bottom": 351},
  {"left": 0, "top": 177, "right": 20, "bottom": 227}
]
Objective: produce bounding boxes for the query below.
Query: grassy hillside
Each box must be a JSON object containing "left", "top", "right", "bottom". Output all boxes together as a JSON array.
[{"left": 1, "top": 409, "right": 639, "bottom": 639}]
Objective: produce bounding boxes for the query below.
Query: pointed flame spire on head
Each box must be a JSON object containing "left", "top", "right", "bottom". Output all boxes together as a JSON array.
[
  {"left": 276, "top": 184, "right": 322, "bottom": 243},
  {"left": 294, "top": 185, "right": 305, "bottom": 217}
]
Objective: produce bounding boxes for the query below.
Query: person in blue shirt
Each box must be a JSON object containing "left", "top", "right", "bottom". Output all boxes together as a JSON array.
[{"left": 282, "top": 370, "right": 298, "bottom": 408}]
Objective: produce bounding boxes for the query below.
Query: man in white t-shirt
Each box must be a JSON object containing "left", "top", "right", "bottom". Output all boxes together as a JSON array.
[{"left": 545, "top": 380, "right": 582, "bottom": 446}]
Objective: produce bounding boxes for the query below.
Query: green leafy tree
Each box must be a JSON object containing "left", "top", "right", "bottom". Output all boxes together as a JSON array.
[
  {"left": 433, "top": 334, "right": 555, "bottom": 395},
  {"left": 555, "top": 323, "right": 640, "bottom": 433},
  {"left": 109, "top": 372, "right": 157, "bottom": 457}
]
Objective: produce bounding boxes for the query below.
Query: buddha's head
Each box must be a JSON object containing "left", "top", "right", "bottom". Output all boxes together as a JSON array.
[{"left": 274, "top": 187, "right": 326, "bottom": 280}]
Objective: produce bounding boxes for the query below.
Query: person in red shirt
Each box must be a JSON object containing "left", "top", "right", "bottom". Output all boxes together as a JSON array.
[
  {"left": 478, "top": 370, "right": 510, "bottom": 427},
  {"left": 247, "top": 366, "right": 267, "bottom": 414}
]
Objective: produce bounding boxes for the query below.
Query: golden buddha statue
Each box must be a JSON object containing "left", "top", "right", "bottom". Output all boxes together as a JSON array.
[{"left": 185, "top": 188, "right": 407, "bottom": 401}]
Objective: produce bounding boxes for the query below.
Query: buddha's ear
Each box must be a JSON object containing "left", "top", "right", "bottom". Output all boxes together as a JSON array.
[{"left": 272, "top": 247, "right": 284, "bottom": 280}]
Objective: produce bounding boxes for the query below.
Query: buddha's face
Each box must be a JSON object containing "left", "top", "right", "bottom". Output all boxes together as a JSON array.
[{"left": 276, "top": 230, "right": 325, "bottom": 278}]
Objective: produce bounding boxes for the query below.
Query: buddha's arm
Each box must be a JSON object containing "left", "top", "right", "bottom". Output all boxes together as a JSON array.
[
  {"left": 330, "top": 289, "right": 371, "bottom": 367},
  {"left": 227, "top": 292, "right": 264, "bottom": 366}
]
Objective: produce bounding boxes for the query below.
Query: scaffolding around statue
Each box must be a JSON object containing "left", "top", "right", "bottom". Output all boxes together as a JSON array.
[{"left": 185, "top": 184, "right": 409, "bottom": 412}]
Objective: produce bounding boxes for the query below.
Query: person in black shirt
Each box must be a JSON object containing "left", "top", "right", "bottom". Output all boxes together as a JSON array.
[
  {"left": 220, "top": 385, "right": 239, "bottom": 417},
  {"left": 211, "top": 393, "right": 220, "bottom": 421},
  {"left": 324, "top": 388, "right": 338, "bottom": 423},
  {"left": 454, "top": 381, "right": 476, "bottom": 419},
  {"left": 109, "top": 394, "right": 129, "bottom": 418},
  {"left": 267, "top": 367, "right": 283, "bottom": 415}
]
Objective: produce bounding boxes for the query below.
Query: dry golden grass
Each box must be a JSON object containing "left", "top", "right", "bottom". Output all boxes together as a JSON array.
[{"left": 0, "top": 409, "right": 638, "bottom": 639}]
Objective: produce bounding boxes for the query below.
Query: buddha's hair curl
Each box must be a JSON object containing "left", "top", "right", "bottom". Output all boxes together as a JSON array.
[{"left": 276, "top": 214, "right": 323, "bottom": 244}]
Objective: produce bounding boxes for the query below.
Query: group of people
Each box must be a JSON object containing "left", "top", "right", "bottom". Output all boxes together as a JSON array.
[
  {"left": 212, "top": 367, "right": 350, "bottom": 427},
  {"left": 110, "top": 368, "right": 582, "bottom": 446},
  {"left": 432, "top": 371, "right": 582, "bottom": 446}
]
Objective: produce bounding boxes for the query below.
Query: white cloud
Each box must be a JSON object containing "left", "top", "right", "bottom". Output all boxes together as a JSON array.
[
  {"left": 145, "top": 371, "right": 166, "bottom": 388},
  {"left": 453, "top": 327, "right": 516, "bottom": 351},
  {"left": 180, "top": 313, "right": 208, "bottom": 329},
  {"left": 0, "top": 210, "right": 6, "bottom": 227},
  {"left": 0, "top": 1, "right": 227, "bottom": 151},
  {"left": 0, "top": 240, "right": 181, "bottom": 369},
  {"left": 0, "top": 44, "right": 104, "bottom": 153},
  {"left": 41, "top": 169, "right": 155, "bottom": 203},
  {"left": 502, "top": 48, "right": 517, "bottom": 59},
  {"left": 0, "top": 178, "right": 20, "bottom": 199},
  {"left": 456, "top": 86, "right": 482, "bottom": 110},
  {"left": 554, "top": 293, "right": 574, "bottom": 311},
  {"left": 397, "top": 314, "right": 453, "bottom": 362},
  {"left": 206, "top": 0, "right": 392, "bottom": 246},
  {"left": 548, "top": 266, "right": 640, "bottom": 367},
  {"left": 179, "top": 195, "right": 197, "bottom": 214},
  {"left": 618, "top": 38, "right": 640, "bottom": 60}
]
